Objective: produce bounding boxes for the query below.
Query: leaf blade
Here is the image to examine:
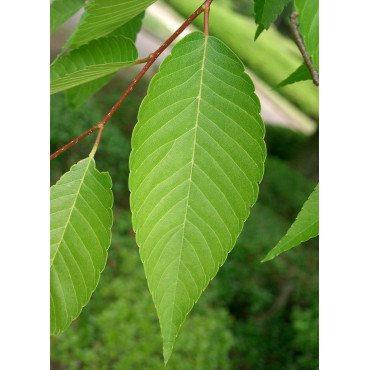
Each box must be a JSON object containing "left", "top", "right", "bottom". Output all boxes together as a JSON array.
[
  {"left": 70, "top": 0, "right": 156, "bottom": 48},
  {"left": 50, "top": 157, "right": 113, "bottom": 334},
  {"left": 295, "top": 0, "right": 319, "bottom": 71},
  {"left": 50, "top": 35, "right": 138, "bottom": 95},
  {"left": 254, "top": 0, "right": 291, "bottom": 39},
  {"left": 262, "top": 183, "right": 319, "bottom": 262},
  {"left": 64, "top": 12, "right": 145, "bottom": 108},
  {"left": 50, "top": 0, "right": 85, "bottom": 34},
  {"left": 65, "top": 74, "right": 114, "bottom": 108},
  {"left": 275, "top": 63, "right": 310, "bottom": 88},
  {"left": 129, "top": 32, "right": 266, "bottom": 363}
]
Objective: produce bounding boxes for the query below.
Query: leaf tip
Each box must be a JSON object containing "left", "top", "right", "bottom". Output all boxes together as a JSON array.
[
  {"left": 163, "top": 342, "right": 174, "bottom": 366},
  {"left": 254, "top": 25, "right": 265, "bottom": 41},
  {"left": 261, "top": 253, "right": 273, "bottom": 263}
]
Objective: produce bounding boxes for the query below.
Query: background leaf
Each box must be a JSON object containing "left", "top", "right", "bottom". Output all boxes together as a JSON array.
[
  {"left": 262, "top": 183, "right": 318, "bottom": 262},
  {"left": 65, "top": 12, "right": 145, "bottom": 108},
  {"left": 129, "top": 32, "right": 266, "bottom": 363},
  {"left": 50, "top": 157, "right": 113, "bottom": 334},
  {"left": 254, "top": 0, "right": 291, "bottom": 39},
  {"left": 50, "top": 0, "right": 85, "bottom": 34},
  {"left": 69, "top": 0, "right": 156, "bottom": 49},
  {"left": 295, "top": 0, "right": 319, "bottom": 71},
  {"left": 65, "top": 74, "right": 114, "bottom": 108},
  {"left": 50, "top": 35, "right": 138, "bottom": 94},
  {"left": 109, "top": 11, "right": 145, "bottom": 41},
  {"left": 275, "top": 63, "right": 310, "bottom": 88}
]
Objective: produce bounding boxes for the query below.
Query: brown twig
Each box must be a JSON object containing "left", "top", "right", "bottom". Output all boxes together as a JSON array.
[
  {"left": 51, "top": 0, "right": 214, "bottom": 161},
  {"left": 290, "top": 11, "right": 319, "bottom": 86}
]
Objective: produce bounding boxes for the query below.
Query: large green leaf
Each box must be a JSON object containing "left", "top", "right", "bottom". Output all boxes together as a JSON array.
[
  {"left": 65, "top": 12, "right": 145, "bottom": 108},
  {"left": 50, "top": 0, "right": 85, "bottom": 34},
  {"left": 50, "top": 156, "right": 113, "bottom": 334},
  {"left": 275, "top": 63, "right": 310, "bottom": 88},
  {"left": 69, "top": 0, "right": 156, "bottom": 49},
  {"left": 50, "top": 36, "right": 138, "bottom": 95},
  {"left": 129, "top": 32, "right": 266, "bottom": 363},
  {"left": 254, "top": 0, "right": 291, "bottom": 39},
  {"left": 295, "top": 0, "right": 319, "bottom": 71},
  {"left": 262, "top": 183, "right": 319, "bottom": 262}
]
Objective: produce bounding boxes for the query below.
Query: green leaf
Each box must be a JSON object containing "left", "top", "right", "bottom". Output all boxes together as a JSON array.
[
  {"left": 295, "top": 0, "right": 319, "bottom": 71},
  {"left": 254, "top": 24, "right": 265, "bottom": 40},
  {"left": 50, "top": 157, "right": 113, "bottom": 335},
  {"left": 65, "top": 74, "right": 114, "bottom": 108},
  {"left": 50, "top": 0, "right": 85, "bottom": 34},
  {"left": 109, "top": 11, "right": 145, "bottom": 42},
  {"left": 70, "top": 0, "right": 156, "bottom": 49},
  {"left": 275, "top": 63, "right": 310, "bottom": 88},
  {"left": 64, "top": 12, "right": 145, "bottom": 108},
  {"left": 262, "top": 183, "right": 319, "bottom": 262},
  {"left": 50, "top": 35, "right": 138, "bottom": 95},
  {"left": 254, "top": 0, "right": 291, "bottom": 39},
  {"left": 129, "top": 32, "right": 266, "bottom": 363}
]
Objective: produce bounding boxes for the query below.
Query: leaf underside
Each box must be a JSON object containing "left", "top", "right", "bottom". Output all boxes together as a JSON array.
[
  {"left": 50, "top": 36, "right": 138, "bottom": 94},
  {"left": 50, "top": 157, "right": 113, "bottom": 335},
  {"left": 129, "top": 32, "right": 266, "bottom": 363},
  {"left": 69, "top": 0, "right": 156, "bottom": 49},
  {"left": 254, "top": 0, "right": 291, "bottom": 39},
  {"left": 275, "top": 63, "right": 310, "bottom": 88},
  {"left": 295, "top": 0, "right": 319, "bottom": 72},
  {"left": 50, "top": 0, "right": 85, "bottom": 34},
  {"left": 65, "top": 12, "right": 145, "bottom": 108},
  {"left": 262, "top": 183, "right": 319, "bottom": 262},
  {"left": 109, "top": 11, "right": 145, "bottom": 42}
]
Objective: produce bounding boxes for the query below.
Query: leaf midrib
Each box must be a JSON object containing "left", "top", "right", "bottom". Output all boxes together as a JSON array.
[
  {"left": 50, "top": 157, "right": 93, "bottom": 267},
  {"left": 167, "top": 35, "right": 209, "bottom": 338}
]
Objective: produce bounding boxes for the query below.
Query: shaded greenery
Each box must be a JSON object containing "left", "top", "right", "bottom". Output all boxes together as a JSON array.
[{"left": 51, "top": 79, "right": 318, "bottom": 369}]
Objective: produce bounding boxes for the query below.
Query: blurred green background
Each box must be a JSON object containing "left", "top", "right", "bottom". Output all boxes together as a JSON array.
[{"left": 50, "top": 0, "right": 318, "bottom": 368}]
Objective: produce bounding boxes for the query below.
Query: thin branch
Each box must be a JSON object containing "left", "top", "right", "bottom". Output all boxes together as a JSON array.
[
  {"left": 50, "top": 124, "right": 101, "bottom": 160},
  {"left": 290, "top": 11, "right": 319, "bottom": 86},
  {"left": 51, "top": 0, "right": 213, "bottom": 161}
]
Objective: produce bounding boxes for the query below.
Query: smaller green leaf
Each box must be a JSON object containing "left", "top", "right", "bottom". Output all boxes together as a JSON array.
[
  {"left": 64, "top": 13, "right": 145, "bottom": 108},
  {"left": 109, "top": 12, "right": 145, "bottom": 42},
  {"left": 69, "top": 0, "right": 156, "bottom": 49},
  {"left": 254, "top": 0, "right": 291, "bottom": 39},
  {"left": 50, "top": 156, "right": 114, "bottom": 334},
  {"left": 275, "top": 63, "right": 310, "bottom": 88},
  {"left": 65, "top": 74, "right": 114, "bottom": 108},
  {"left": 50, "top": 0, "right": 85, "bottom": 34},
  {"left": 295, "top": 0, "right": 319, "bottom": 72},
  {"left": 254, "top": 24, "right": 265, "bottom": 41},
  {"left": 262, "top": 184, "right": 318, "bottom": 262},
  {"left": 50, "top": 36, "right": 138, "bottom": 95}
]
